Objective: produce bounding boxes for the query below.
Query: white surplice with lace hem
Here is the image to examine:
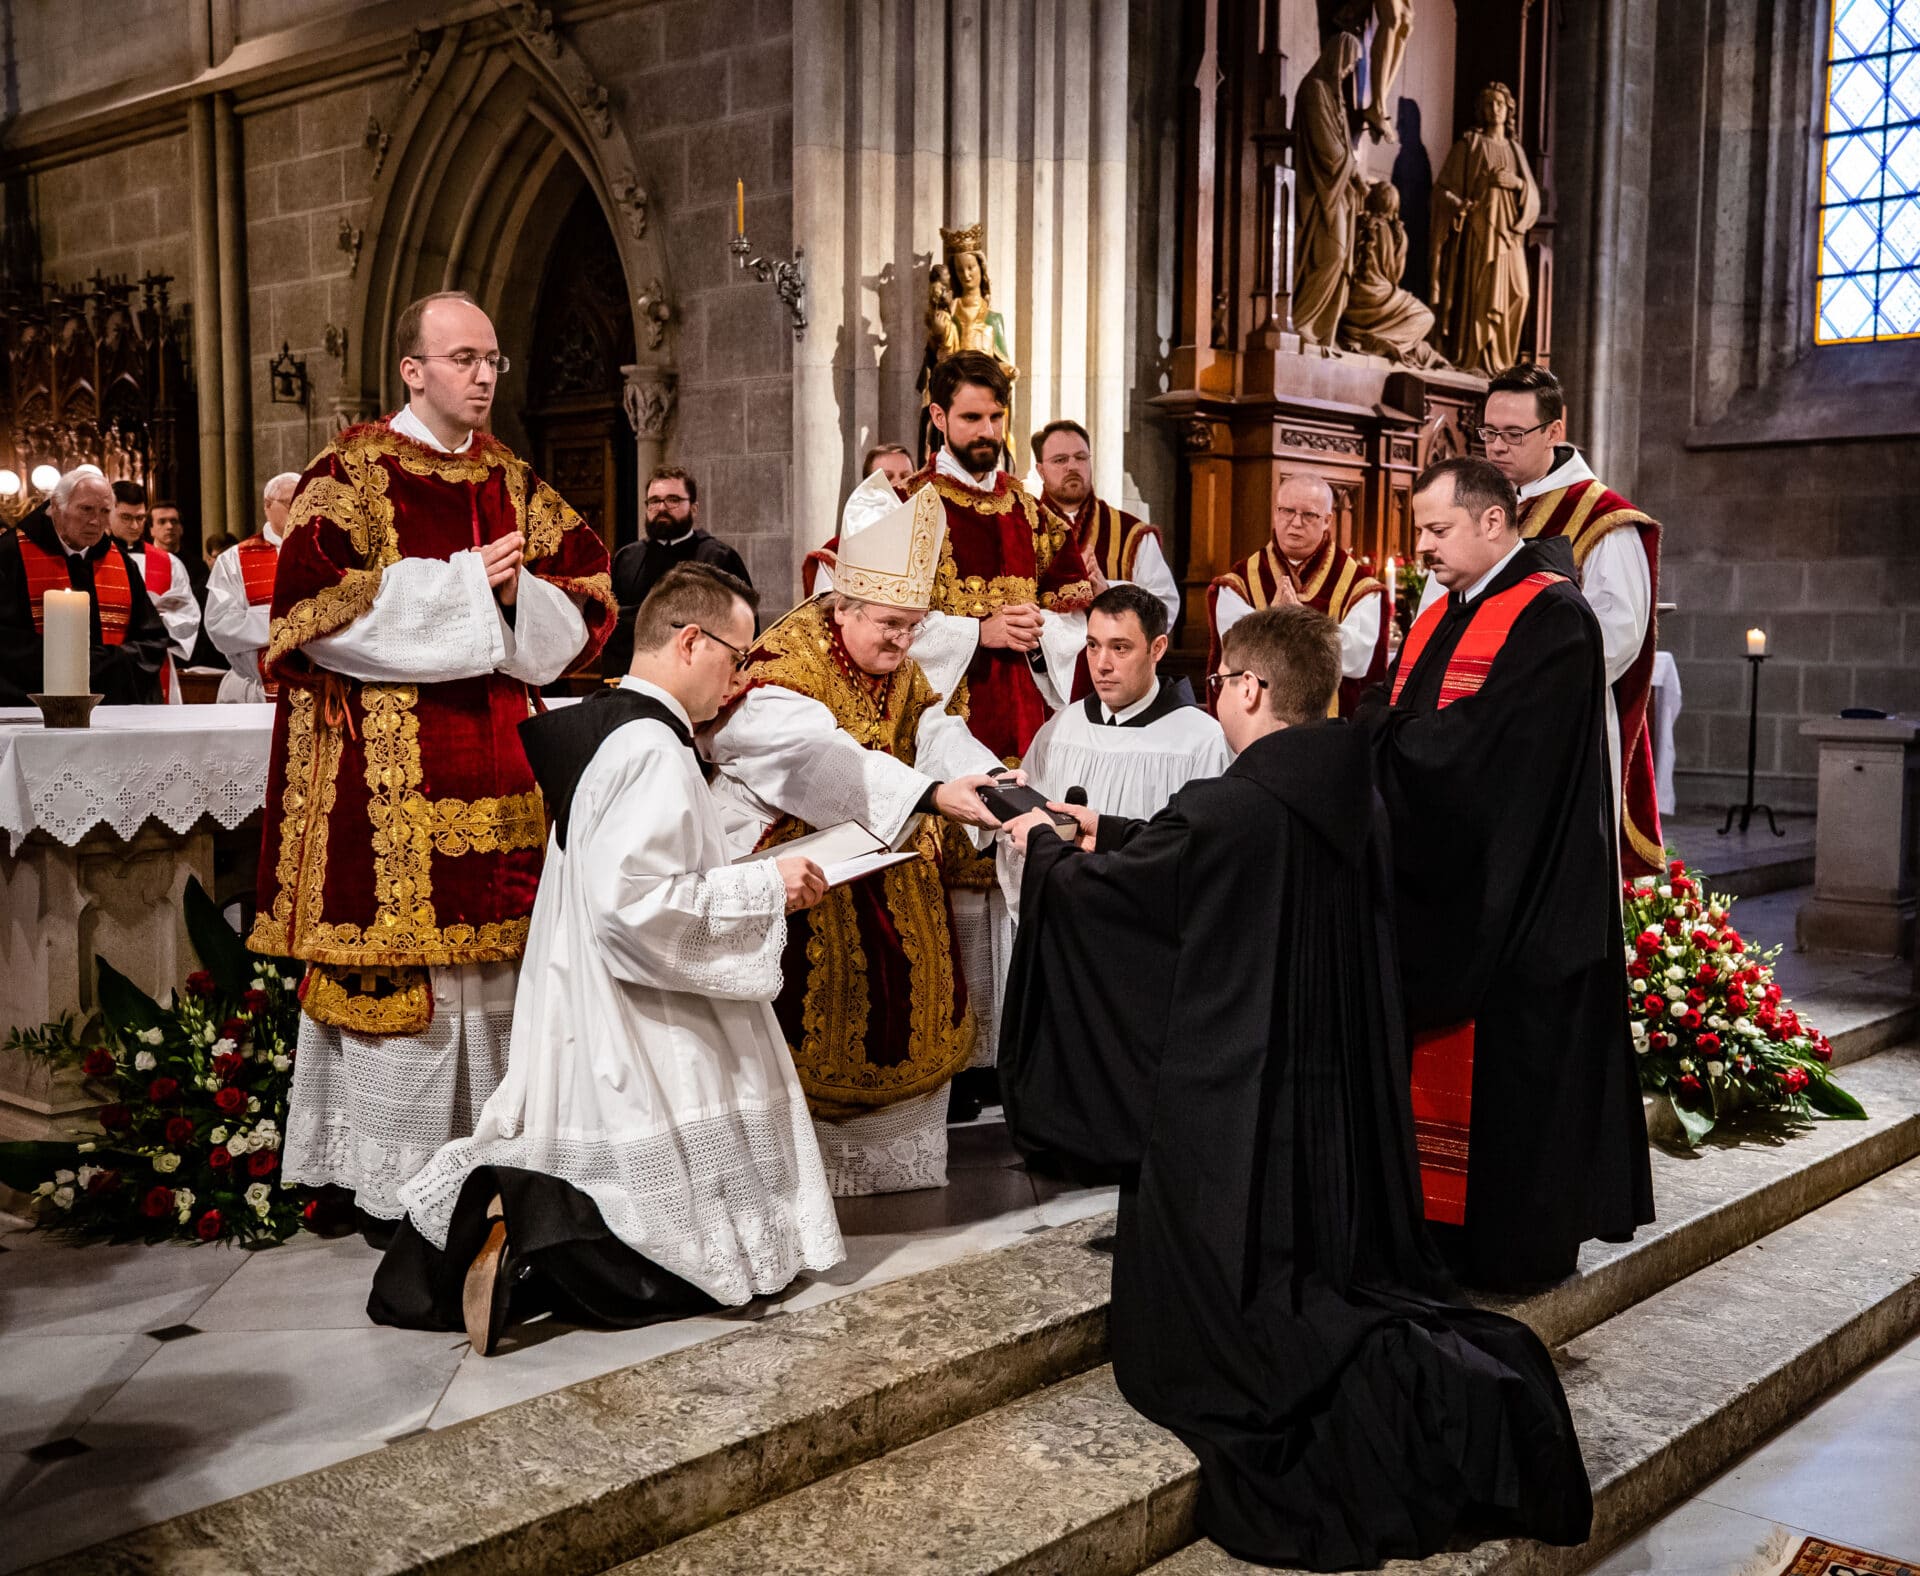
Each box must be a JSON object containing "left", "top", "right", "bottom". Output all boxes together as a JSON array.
[
  {"left": 396, "top": 698, "right": 844, "bottom": 1303},
  {"left": 280, "top": 404, "right": 594, "bottom": 1219}
]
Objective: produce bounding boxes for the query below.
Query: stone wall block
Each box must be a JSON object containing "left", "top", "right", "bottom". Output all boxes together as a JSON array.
[
  {"left": 271, "top": 281, "right": 328, "bottom": 355},
  {"left": 1679, "top": 658, "right": 1748, "bottom": 713},
  {"left": 1683, "top": 612, "right": 1761, "bottom": 663},
  {"left": 674, "top": 384, "right": 747, "bottom": 457},
  {"left": 664, "top": 0, "right": 739, "bottom": 58},
  {"left": 306, "top": 205, "right": 358, "bottom": 279},
  {"left": 729, "top": 39, "right": 793, "bottom": 116},
  {"left": 1660, "top": 559, "right": 1736, "bottom": 613},
  {"left": 1804, "top": 558, "right": 1889, "bottom": 611},
  {"left": 1906, "top": 612, "right": 1920, "bottom": 664},
  {"left": 1762, "top": 612, "right": 1832, "bottom": 663},
  {"left": 746, "top": 378, "right": 792, "bottom": 454},
  {"left": 686, "top": 116, "right": 777, "bottom": 202},
  {"left": 243, "top": 105, "right": 301, "bottom": 168},
  {"left": 1800, "top": 663, "right": 1855, "bottom": 716},
  {"left": 298, "top": 87, "right": 372, "bottom": 155},
  {"left": 1828, "top": 606, "right": 1904, "bottom": 663},
  {"left": 246, "top": 215, "right": 311, "bottom": 285},
  {"left": 1732, "top": 559, "right": 1806, "bottom": 610},
  {"left": 244, "top": 160, "right": 278, "bottom": 220},
  {"left": 708, "top": 453, "right": 791, "bottom": 538},
  {"left": 247, "top": 285, "right": 275, "bottom": 359},
  {"left": 632, "top": 130, "right": 689, "bottom": 212},
  {"left": 630, "top": 57, "right": 729, "bottom": 128},
  {"left": 703, "top": 288, "right": 792, "bottom": 380},
  {"left": 1855, "top": 664, "right": 1920, "bottom": 714},
  {"left": 277, "top": 151, "right": 346, "bottom": 213}
]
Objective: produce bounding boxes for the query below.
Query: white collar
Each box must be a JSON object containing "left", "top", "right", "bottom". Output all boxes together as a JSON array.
[
  {"left": 936, "top": 444, "right": 998, "bottom": 493},
  {"left": 646, "top": 524, "right": 694, "bottom": 548},
  {"left": 1101, "top": 680, "right": 1162, "bottom": 726},
  {"left": 262, "top": 523, "right": 283, "bottom": 549},
  {"left": 618, "top": 674, "right": 694, "bottom": 733},
  {"left": 1518, "top": 444, "right": 1596, "bottom": 502},
  {"left": 1460, "top": 538, "right": 1527, "bottom": 605},
  {"left": 391, "top": 402, "right": 474, "bottom": 455}
]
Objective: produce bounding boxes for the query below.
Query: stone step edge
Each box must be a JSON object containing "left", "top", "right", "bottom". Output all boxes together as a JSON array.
[
  {"left": 1828, "top": 1000, "right": 1918, "bottom": 1066},
  {"left": 36, "top": 1214, "right": 1120, "bottom": 1576},
  {"left": 623, "top": 1158, "right": 1920, "bottom": 1576}
]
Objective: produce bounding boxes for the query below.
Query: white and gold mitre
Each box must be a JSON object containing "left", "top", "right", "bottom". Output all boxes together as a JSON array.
[{"left": 835, "top": 472, "right": 946, "bottom": 611}]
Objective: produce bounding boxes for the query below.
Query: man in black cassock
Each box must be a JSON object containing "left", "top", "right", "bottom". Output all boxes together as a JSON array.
[
  {"left": 599, "top": 465, "right": 752, "bottom": 677},
  {"left": 1360, "top": 456, "right": 1654, "bottom": 1290},
  {"left": 1000, "top": 605, "right": 1591, "bottom": 1570},
  {"left": 0, "top": 471, "right": 169, "bottom": 706}
]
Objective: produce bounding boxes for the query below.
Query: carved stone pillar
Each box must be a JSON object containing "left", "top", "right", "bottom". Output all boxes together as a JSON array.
[{"left": 621, "top": 365, "right": 677, "bottom": 484}]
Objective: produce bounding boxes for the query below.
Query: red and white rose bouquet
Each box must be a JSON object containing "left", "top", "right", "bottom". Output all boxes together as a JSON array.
[{"left": 1625, "top": 857, "right": 1862, "bottom": 1144}]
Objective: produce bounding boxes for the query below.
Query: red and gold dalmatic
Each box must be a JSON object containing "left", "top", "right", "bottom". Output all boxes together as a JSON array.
[
  {"left": 806, "top": 466, "right": 1095, "bottom": 762},
  {"left": 235, "top": 534, "right": 282, "bottom": 695},
  {"left": 733, "top": 598, "right": 975, "bottom": 1121},
  {"left": 1206, "top": 535, "right": 1388, "bottom": 716},
  {"left": 248, "top": 421, "right": 613, "bottom": 1021},
  {"left": 1040, "top": 493, "right": 1164, "bottom": 585},
  {"left": 1520, "top": 480, "right": 1664, "bottom": 876}
]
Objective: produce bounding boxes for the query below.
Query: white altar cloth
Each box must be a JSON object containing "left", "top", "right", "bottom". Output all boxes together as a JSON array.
[{"left": 0, "top": 705, "right": 275, "bottom": 852}]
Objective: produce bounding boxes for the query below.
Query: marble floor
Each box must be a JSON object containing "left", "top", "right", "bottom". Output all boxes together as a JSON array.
[
  {"left": 0, "top": 1114, "right": 1115, "bottom": 1573},
  {"left": 1587, "top": 1329, "right": 1920, "bottom": 1574}
]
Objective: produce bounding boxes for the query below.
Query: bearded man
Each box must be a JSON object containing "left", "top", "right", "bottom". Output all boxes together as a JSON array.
[{"left": 255, "top": 290, "right": 613, "bottom": 1225}]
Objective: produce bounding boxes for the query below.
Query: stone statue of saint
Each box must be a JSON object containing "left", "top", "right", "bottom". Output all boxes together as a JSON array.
[
  {"left": 1340, "top": 181, "right": 1446, "bottom": 367},
  {"left": 923, "top": 224, "right": 1020, "bottom": 459},
  {"left": 1429, "top": 82, "right": 1541, "bottom": 374},
  {"left": 1291, "top": 32, "right": 1367, "bottom": 349}
]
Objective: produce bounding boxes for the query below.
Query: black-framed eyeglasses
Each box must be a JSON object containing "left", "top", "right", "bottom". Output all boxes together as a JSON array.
[
  {"left": 673, "top": 622, "right": 749, "bottom": 672},
  {"left": 647, "top": 494, "right": 692, "bottom": 507},
  {"left": 1475, "top": 419, "right": 1550, "bottom": 447},
  {"left": 1206, "top": 669, "right": 1270, "bottom": 697}
]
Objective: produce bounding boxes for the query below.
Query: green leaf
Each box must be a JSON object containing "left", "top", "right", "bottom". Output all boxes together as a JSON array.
[
  {"left": 184, "top": 876, "right": 252, "bottom": 997},
  {"left": 1804, "top": 1076, "right": 1867, "bottom": 1119},
  {"left": 94, "top": 958, "right": 163, "bottom": 1036},
  {"left": 1669, "top": 1095, "right": 1717, "bottom": 1146}
]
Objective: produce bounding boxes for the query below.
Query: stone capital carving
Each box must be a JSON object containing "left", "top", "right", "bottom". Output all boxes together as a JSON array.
[
  {"left": 621, "top": 366, "right": 677, "bottom": 442},
  {"left": 612, "top": 174, "right": 650, "bottom": 241}
]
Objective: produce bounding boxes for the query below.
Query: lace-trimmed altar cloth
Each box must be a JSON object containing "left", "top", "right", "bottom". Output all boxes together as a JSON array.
[{"left": 0, "top": 703, "right": 275, "bottom": 852}]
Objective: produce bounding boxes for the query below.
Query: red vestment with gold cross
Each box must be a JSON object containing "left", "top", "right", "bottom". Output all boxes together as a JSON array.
[
  {"left": 1207, "top": 535, "right": 1389, "bottom": 716},
  {"left": 1520, "top": 479, "right": 1664, "bottom": 877},
  {"left": 248, "top": 421, "right": 613, "bottom": 1017}
]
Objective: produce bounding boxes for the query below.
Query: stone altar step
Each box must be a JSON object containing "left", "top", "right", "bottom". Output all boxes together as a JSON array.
[
  {"left": 38, "top": 1042, "right": 1920, "bottom": 1576},
  {"left": 614, "top": 1154, "right": 1920, "bottom": 1576}
]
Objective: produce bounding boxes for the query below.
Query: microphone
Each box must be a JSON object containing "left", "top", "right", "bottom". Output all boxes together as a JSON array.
[{"left": 1065, "top": 786, "right": 1088, "bottom": 807}]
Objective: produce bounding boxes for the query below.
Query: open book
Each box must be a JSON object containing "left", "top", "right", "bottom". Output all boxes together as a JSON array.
[{"left": 732, "top": 820, "right": 918, "bottom": 890}]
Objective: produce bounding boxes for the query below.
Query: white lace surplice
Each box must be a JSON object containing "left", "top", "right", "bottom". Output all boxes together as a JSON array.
[{"left": 397, "top": 712, "right": 843, "bottom": 1304}]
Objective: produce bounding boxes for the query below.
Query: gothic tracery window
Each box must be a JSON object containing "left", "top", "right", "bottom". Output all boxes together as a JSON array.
[{"left": 1817, "top": 0, "right": 1920, "bottom": 342}]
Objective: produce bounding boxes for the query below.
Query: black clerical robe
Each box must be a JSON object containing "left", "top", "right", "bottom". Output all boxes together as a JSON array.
[
  {"left": 1000, "top": 723, "right": 1592, "bottom": 1568},
  {"left": 600, "top": 529, "right": 752, "bottom": 678},
  {"left": 1362, "top": 537, "right": 1654, "bottom": 1289},
  {"left": 0, "top": 507, "right": 170, "bottom": 705}
]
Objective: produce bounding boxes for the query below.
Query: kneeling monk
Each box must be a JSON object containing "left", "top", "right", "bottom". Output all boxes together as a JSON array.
[
  {"left": 1000, "top": 605, "right": 1592, "bottom": 1569},
  {"left": 708, "top": 485, "right": 1008, "bottom": 1195}
]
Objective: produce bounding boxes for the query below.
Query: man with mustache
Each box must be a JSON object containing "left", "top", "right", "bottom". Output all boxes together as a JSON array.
[{"left": 600, "top": 466, "right": 752, "bottom": 678}]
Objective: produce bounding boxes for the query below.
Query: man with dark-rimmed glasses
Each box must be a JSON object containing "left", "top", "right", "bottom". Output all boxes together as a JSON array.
[
  {"left": 601, "top": 465, "right": 753, "bottom": 678},
  {"left": 1411, "top": 361, "right": 1664, "bottom": 877}
]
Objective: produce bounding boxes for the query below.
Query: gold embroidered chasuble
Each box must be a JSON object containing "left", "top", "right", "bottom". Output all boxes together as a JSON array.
[{"left": 735, "top": 599, "right": 976, "bottom": 1120}]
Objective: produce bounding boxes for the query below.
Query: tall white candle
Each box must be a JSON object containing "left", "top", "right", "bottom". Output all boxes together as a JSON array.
[
  {"left": 1386, "top": 555, "right": 1396, "bottom": 613},
  {"left": 42, "top": 588, "right": 91, "bottom": 696},
  {"left": 1746, "top": 627, "right": 1767, "bottom": 657}
]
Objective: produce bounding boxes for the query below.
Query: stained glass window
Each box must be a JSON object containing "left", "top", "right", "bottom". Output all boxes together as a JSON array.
[{"left": 1817, "top": 0, "right": 1920, "bottom": 342}]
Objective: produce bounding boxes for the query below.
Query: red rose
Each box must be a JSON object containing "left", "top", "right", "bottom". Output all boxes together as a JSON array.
[
  {"left": 247, "top": 1150, "right": 277, "bottom": 1177},
  {"left": 164, "top": 1115, "right": 194, "bottom": 1146},
  {"left": 1644, "top": 997, "right": 1665, "bottom": 1017},
  {"left": 1663, "top": 916, "right": 1683, "bottom": 936},
  {"left": 86, "top": 1168, "right": 120, "bottom": 1195},
  {"left": 1672, "top": 876, "right": 1695, "bottom": 896},
  {"left": 1648, "top": 1032, "right": 1669, "bottom": 1050},
  {"left": 1678, "top": 1074, "right": 1703, "bottom": 1096},
  {"left": 140, "top": 1185, "right": 174, "bottom": 1218},
  {"left": 1728, "top": 989, "right": 1749, "bottom": 1012},
  {"left": 1687, "top": 988, "right": 1707, "bottom": 1006},
  {"left": 1813, "top": 1040, "right": 1833, "bottom": 1064},
  {"left": 147, "top": 1076, "right": 178, "bottom": 1103},
  {"left": 212, "top": 1053, "right": 245, "bottom": 1082},
  {"left": 242, "top": 989, "right": 271, "bottom": 1015},
  {"left": 213, "top": 1087, "right": 246, "bottom": 1115},
  {"left": 219, "top": 1018, "right": 249, "bottom": 1044},
  {"left": 1635, "top": 932, "right": 1661, "bottom": 958},
  {"left": 99, "top": 1103, "right": 132, "bottom": 1131},
  {"left": 186, "top": 971, "right": 216, "bottom": 998},
  {"left": 82, "top": 1046, "right": 117, "bottom": 1079},
  {"left": 1680, "top": 1009, "right": 1703, "bottom": 1029},
  {"left": 1668, "top": 858, "right": 1688, "bottom": 877},
  {"left": 1695, "top": 964, "right": 1718, "bottom": 985},
  {"left": 195, "top": 1209, "right": 223, "bottom": 1240},
  {"left": 208, "top": 1146, "right": 233, "bottom": 1171},
  {"left": 1698, "top": 1032, "right": 1722, "bottom": 1054},
  {"left": 302, "top": 1198, "right": 322, "bottom": 1224}
]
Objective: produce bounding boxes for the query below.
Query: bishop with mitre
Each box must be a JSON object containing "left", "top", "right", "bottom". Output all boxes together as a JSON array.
[{"left": 708, "top": 484, "right": 1009, "bottom": 1195}]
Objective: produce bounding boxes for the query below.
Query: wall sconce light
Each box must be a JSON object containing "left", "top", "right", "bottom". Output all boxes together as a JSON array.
[{"left": 270, "top": 342, "right": 310, "bottom": 408}]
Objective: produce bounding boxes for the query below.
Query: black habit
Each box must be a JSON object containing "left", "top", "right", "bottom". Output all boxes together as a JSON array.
[
  {"left": 0, "top": 506, "right": 169, "bottom": 705},
  {"left": 367, "top": 689, "right": 725, "bottom": 1336},
  {"left": 600, "top": 529, "right": 752, "bottom": 678},
  {"left": 1000, "top": 722, "right": 1592, "bottom": 1569},
  {"left": 1359, "top": 536, "right": 1654, "bottom": 1289}
]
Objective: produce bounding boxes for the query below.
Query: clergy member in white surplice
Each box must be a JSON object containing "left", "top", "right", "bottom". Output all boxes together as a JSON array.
[
  {"left": 372, "top": 564, "right": 844, "bottom": 1355},
  {"left": 1001, "top": 583, "right": 1231, "bottom": 919},
  {"left": 203, "top": 471, "right": 299, "bottom": 702}
]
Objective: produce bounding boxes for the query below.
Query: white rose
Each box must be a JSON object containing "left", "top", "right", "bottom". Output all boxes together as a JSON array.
[
  {"left": 272, "top": 1055, "right": 291, "bottom": 1073},
  {"left": 212, "top": 1037, "right": 237, "bottom": 1058},
  {"left": 1636, "top": 876, "right": 1658, "bottom": 890},
  {"left": 1635, "top": 1039, "right": 1650, "bottom": 1055},
  {"left": 76, "top": 1165, "right": 98, "bottom": 1188},
  {"left": 1665, "top": 944, "right": 1683, "bottom": 959},
  {"left": 134, "top": 1050, "right": 157, "bottom": 1072},
  {"left": 76, "top": 1141, "right": 97, "bottom": 1153},
  {"left": 141, "top": 1027, "right": 164, "bottom": 1046},
  {"left": 1735, "top": 1018, "right": 1755, "bottom": 1034},
  {"left": 210, "top": 1126, "right": 228, "bottom": 1144},
  {"left": 245, "top": 1182, "right": 271, "bottom": 1208},
  {"left": 1679, "top": 1058, "right": 1695, "bottom": 1073},
  {"left": 251, "top": 976, "right": 266, "bottom": 991},
  {"left": 227, "top": 1131, "right": 250, "bottom": 1156},
  {"left": 177, "top": 1201, "right": 192, "bottom": 1224},
  {"left": 1665, "top": 965, "right": 1684, "bottom": 981},
  {"left": 201, "top": 1024, "right": 216, "bottom": 1044},
  {"left": 54, "top": 1168, "right": 75, "bottom": 1184},
  {"left": 1631, "top": 979, "right": 1647, "bottom": 994},
  {"left": 1708, "top": 1061, "right": 1725, "bottom": 1077},
  {"left": 255, "top": 1117, "right": 278, "bottom": 1134},
  {"left": 174, "top": 1188, "right": 194, "bottom": 1212},
  {"left": 1666, "top": 985, "right": 1686, "bottom": 1002},
  {"left": 1658, "top": 884, "right": 1672, "bottom": 899},
  {"left": 54, "top": 1184, "right": 77, "bottom": 1207},
  {"left": 34, "top": 1180, "right": 53, "bottom": 1196},
  {"left": 247, "top": 1097, "right": 260, "bottom": 1113},
  {"left": 153, "top": 1152, "right": 180, "bottom": 1174}
]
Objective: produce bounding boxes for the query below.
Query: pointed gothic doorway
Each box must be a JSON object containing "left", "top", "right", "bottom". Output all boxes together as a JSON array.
[{"left": 519, "top": 188, "right": 638, "bottom": 555}]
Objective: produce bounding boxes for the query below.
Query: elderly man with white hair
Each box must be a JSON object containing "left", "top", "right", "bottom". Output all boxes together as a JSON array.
[
  {"left": 204, "top": 470, "right": 302, "bottom": 702},
  {"left": 0, "top": 467, "right": 170, "bottom": 705}
]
